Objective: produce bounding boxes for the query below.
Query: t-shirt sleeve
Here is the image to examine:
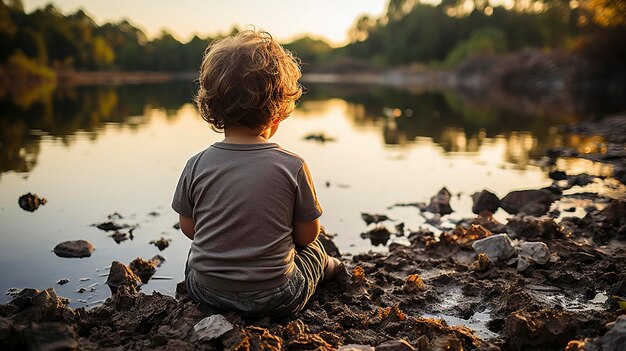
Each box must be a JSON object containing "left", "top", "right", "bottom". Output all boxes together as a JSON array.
[
  {"left": 172, "top": 159, "right": 193, "bottom": 218},
  {"left": 294, "top": 161, "right": 323, "bottom": 221}
]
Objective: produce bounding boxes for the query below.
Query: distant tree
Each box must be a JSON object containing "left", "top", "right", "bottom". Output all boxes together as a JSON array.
[
  {"left": 444, "top": 26, "right": 507, "bottom": 67},
  {"left": 14, "top": 28, "right": 47, "bottom": 64},
  {"left": 284, "top": 36, "right": 332, "bottom": 67}
]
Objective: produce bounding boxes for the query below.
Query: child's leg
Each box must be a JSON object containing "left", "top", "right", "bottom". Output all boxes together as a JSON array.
[
  {"left": 290, "top": 239, "right": 342, "bottom": 311},
  {"left": 323, "top": 256, "right": 342, "bottom": 283}
]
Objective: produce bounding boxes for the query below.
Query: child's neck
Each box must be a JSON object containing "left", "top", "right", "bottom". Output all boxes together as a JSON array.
[{"left": 223, "top": 125, "right": 271, "bottom": 144}]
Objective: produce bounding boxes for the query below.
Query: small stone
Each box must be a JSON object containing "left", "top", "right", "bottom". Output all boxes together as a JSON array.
[
  {"left": 194, "top": 314, "right": 233, "bottom": 341},
  {"left": 519, "top": 241, "right": 550, "bottom": 265},
  {"left": 129, "top": 257, "right": 157, "bottom": 283},
  {"left": 110, "top": 232, "right": 127, "bottom": 243},
  {"left": 375, "top": 339, "right": 415, "bottom": 351},
  {"left": 472, "top": 234, "right": 516, "bottom": 262},
  {"left": 150, "top": 237, "right": 171, "bottom": 251},
  {"left": 76, "top": 287, "right": 86, "bottom": 294},
  {"left": 471, "top": 189, "right": 500, "bottom": 214},
  {"left": 95, "top": 221, "right": 126, "bottom": 231},
  {"left": 18, "top": 193, "right": 47, "bottom": 212},
  {"left": 425, "top": 187, "right": 453, "bottom": 215},
  {"left": 53, "top": 240, "right": 95, "bottom": 258},
  {"left": 361, "top": 213, "right": 391, "bottom": 225},
  {"left": 105, "top": 261, "right": 141, "bottom": 290},
  {"left": 500, "top": 189, "right": 557, "bottom": 215},
  {"left": 470, "top": 253, "right": 491, "bottom": 272},
  {"left": 56, "top": 279, "right": 69, "bottom": 285},
  {"left": 549, "top": 170, "right": 567, "bottom": 180},
  {"left": 517, "top": 257, "right": 530, "bottom": 272},
  {"left": 149, "top": 254, "right": 166, "bottom": 267},
  {"left": 339, "top": 345, "right": 375, "bottom": 351},
  {"left": 519, "top": 202, "right": 551, "bottom": 216}
]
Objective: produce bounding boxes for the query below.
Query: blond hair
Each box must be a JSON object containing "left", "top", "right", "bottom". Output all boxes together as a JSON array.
[{"left": 195, "top": 30, "right": 303, "bottom": 131}]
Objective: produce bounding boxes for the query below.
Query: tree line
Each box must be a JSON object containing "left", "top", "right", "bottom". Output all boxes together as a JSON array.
[
  {"left": 0, "top": 0, "right": 217, "bottom": 72},
  {"left": 1, "top": 0, "right": 624, "bottom": 74}
]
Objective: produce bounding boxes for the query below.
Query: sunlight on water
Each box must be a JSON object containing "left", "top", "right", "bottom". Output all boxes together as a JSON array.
[{"left": 0, "top": 83, "right": 592, "bottom": 306}]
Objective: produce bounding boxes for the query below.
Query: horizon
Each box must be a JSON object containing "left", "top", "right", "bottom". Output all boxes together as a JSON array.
[{"left": 21, "top": 0, "right": 390, "bottom": 46}]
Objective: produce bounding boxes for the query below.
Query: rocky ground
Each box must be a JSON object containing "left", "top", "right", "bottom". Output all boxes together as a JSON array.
[{"left": 1, "top": 117, "right": 625, "bottom": 351}]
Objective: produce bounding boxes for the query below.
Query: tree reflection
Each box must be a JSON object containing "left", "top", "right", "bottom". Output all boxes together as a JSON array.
[
  {"left": 0, "top": 81, "right": 193, "bottom": 175},
  {"left": 1, "top": 81, "right": 623, "bottom": 175},
  {"left": 303, "top": 83, "right": 625, "bottom": 169}
]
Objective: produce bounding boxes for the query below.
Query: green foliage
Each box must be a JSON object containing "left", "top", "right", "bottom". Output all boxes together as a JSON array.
[
  {"left": 0, "top": 3, "right": 213, "bottom": 71},
  {"left": 5, "top": 51, "right": 55, "bottom": 81},
  {"left": 339, "top": 0, "right": 595, "bottom": 66},
  {"left": 444, "top": 26, "right": 506, "bottom": 67}
]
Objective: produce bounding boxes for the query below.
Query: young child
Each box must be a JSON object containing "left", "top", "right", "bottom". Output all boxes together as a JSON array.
[{"left": 172, "top": 30, "right": 340, "bottom": 318}]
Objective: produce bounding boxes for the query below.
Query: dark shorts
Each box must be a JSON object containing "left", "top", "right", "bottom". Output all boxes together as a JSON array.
[{"left": 185, "top": 239, "right": 328, "bottom": 318}]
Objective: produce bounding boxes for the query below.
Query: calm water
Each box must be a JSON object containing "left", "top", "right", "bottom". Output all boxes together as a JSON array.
[{"left": 0, "top": 81, "right": 615, "bottom": 307}]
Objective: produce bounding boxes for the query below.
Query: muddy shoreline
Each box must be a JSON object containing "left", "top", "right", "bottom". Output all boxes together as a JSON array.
[{"left": 1, "top": 118, "right": 625, "bottom": 350}]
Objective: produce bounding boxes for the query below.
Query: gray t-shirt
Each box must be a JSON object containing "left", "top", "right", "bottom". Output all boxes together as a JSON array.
[{"left": 172, "top": 142, "right": 322, "bottom": 290}]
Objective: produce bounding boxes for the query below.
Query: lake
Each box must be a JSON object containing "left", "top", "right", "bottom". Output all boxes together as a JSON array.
[{"left": 0, "top": 80, "right": 614, "bottom": 307}]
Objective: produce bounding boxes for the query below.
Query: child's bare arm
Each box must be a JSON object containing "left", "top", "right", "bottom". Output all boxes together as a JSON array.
[
  {"left": 292, "top": 219, "right": 320, "bottom": 247},
  {"left": 179, "top": 214, "right": 195, "bottom": 240}
]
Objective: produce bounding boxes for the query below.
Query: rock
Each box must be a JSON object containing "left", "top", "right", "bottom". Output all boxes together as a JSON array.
[
  {"left": 519, "top": 202, "right": 551, "bottom": 216},
  {"left": 567, "top": 173, "right": 595, "bottom": 187},
  {"left": 194, "top": 314, "right": 234, "bottom": 341},
  {"left": 304, "top": 133, "right": 335, "bottom": 143},
  {"left": 7, "top": 288, "right": 75, "bottom": 325},
  {"left": 53, "top": 240, "right": 95, "bottom": 258},
  {"left": 472, "top": 234, "right": 516, "bottom": 262},
  {"left": 110, "top": 231, "right": 127, "bottom": 243},
  {"left": 548, "top": 170, "right": 567, "bottom": 180},
  {"left": 516, "top": 258, "right": 530, "bottom": 272},
  {"left": 506, "top": 216, "right": 564, "bottom": 240},
  {"left": 361, "top": 213, "right": 392, "bottom": 225},
  {"left": 94, "top": 221, "right": 126, "bottom": 231},
  {"left": 505, "top": 310, "right": 582, "bottom": 351},
  {"left": 375, "top": 339, "right": 415, "bottom": 351},
  {"left": 361, "top": 226, "right": 391, "bottom": 246},
  {"left": 150, "top": 254, "right": 166, "bottom": 267},
  {"left": 518, "top": 241, "right": 550, "bottom": 265},
  {"left": 105, "top": 261, "right": 141, "bottom": 290},
  {"left": 425, "top": 187, "right": 453, "bottom": 215},
  {"left": 470, "top": 253, "right": 492, "bottom": 272},
  {"left": 18, "top": 193, "right": 47, "bottom": 212},
  {"left": 600, "top": 315, "right": 626, "bottom": 351},
  {"left": 22, "top": 322, "right": 78, "bottom": 351},
  {"left": 150, "top": 237, "right": 171, "bottom": 251},
  {"left": 471, "top": 189, "right": 500, "bottom": 214},
  {"left": 56, "top": 279, "right": 69, "bottom": 285},
  {"left": 339, "top": 345, "right": 374, "bottom": 351},
  {"left": 129, "top": 257, "right": 157, "bottom": 283},
  {"left": 500, "top": 189, "right": 557, "bottom": 215}
]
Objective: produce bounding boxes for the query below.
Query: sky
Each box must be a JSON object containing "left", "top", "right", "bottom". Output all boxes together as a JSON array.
[{"left": 22, "top": 0, "right": 389, "bottom": 46}]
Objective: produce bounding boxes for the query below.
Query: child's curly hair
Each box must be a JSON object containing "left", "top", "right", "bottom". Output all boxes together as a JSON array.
[{"left": 195, "top": 30, "right": 303, "bottom": 131}]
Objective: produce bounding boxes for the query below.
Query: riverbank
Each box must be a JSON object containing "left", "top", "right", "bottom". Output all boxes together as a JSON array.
[{"left": 1, "top": 116, "right": 625, "bottom": 350}]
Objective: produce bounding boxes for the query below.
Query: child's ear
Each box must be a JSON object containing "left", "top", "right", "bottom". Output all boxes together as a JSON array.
[{"left": 272, "top": 118, "right": 281, "bottom": 125}]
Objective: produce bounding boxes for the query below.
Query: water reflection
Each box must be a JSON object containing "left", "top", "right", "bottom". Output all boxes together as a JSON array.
[
  {"left": 0, "top": 81, "right": 623, "bottom": 176},
  {"left": 0, "top": 82, "right": 195, "bottom": 174}
]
